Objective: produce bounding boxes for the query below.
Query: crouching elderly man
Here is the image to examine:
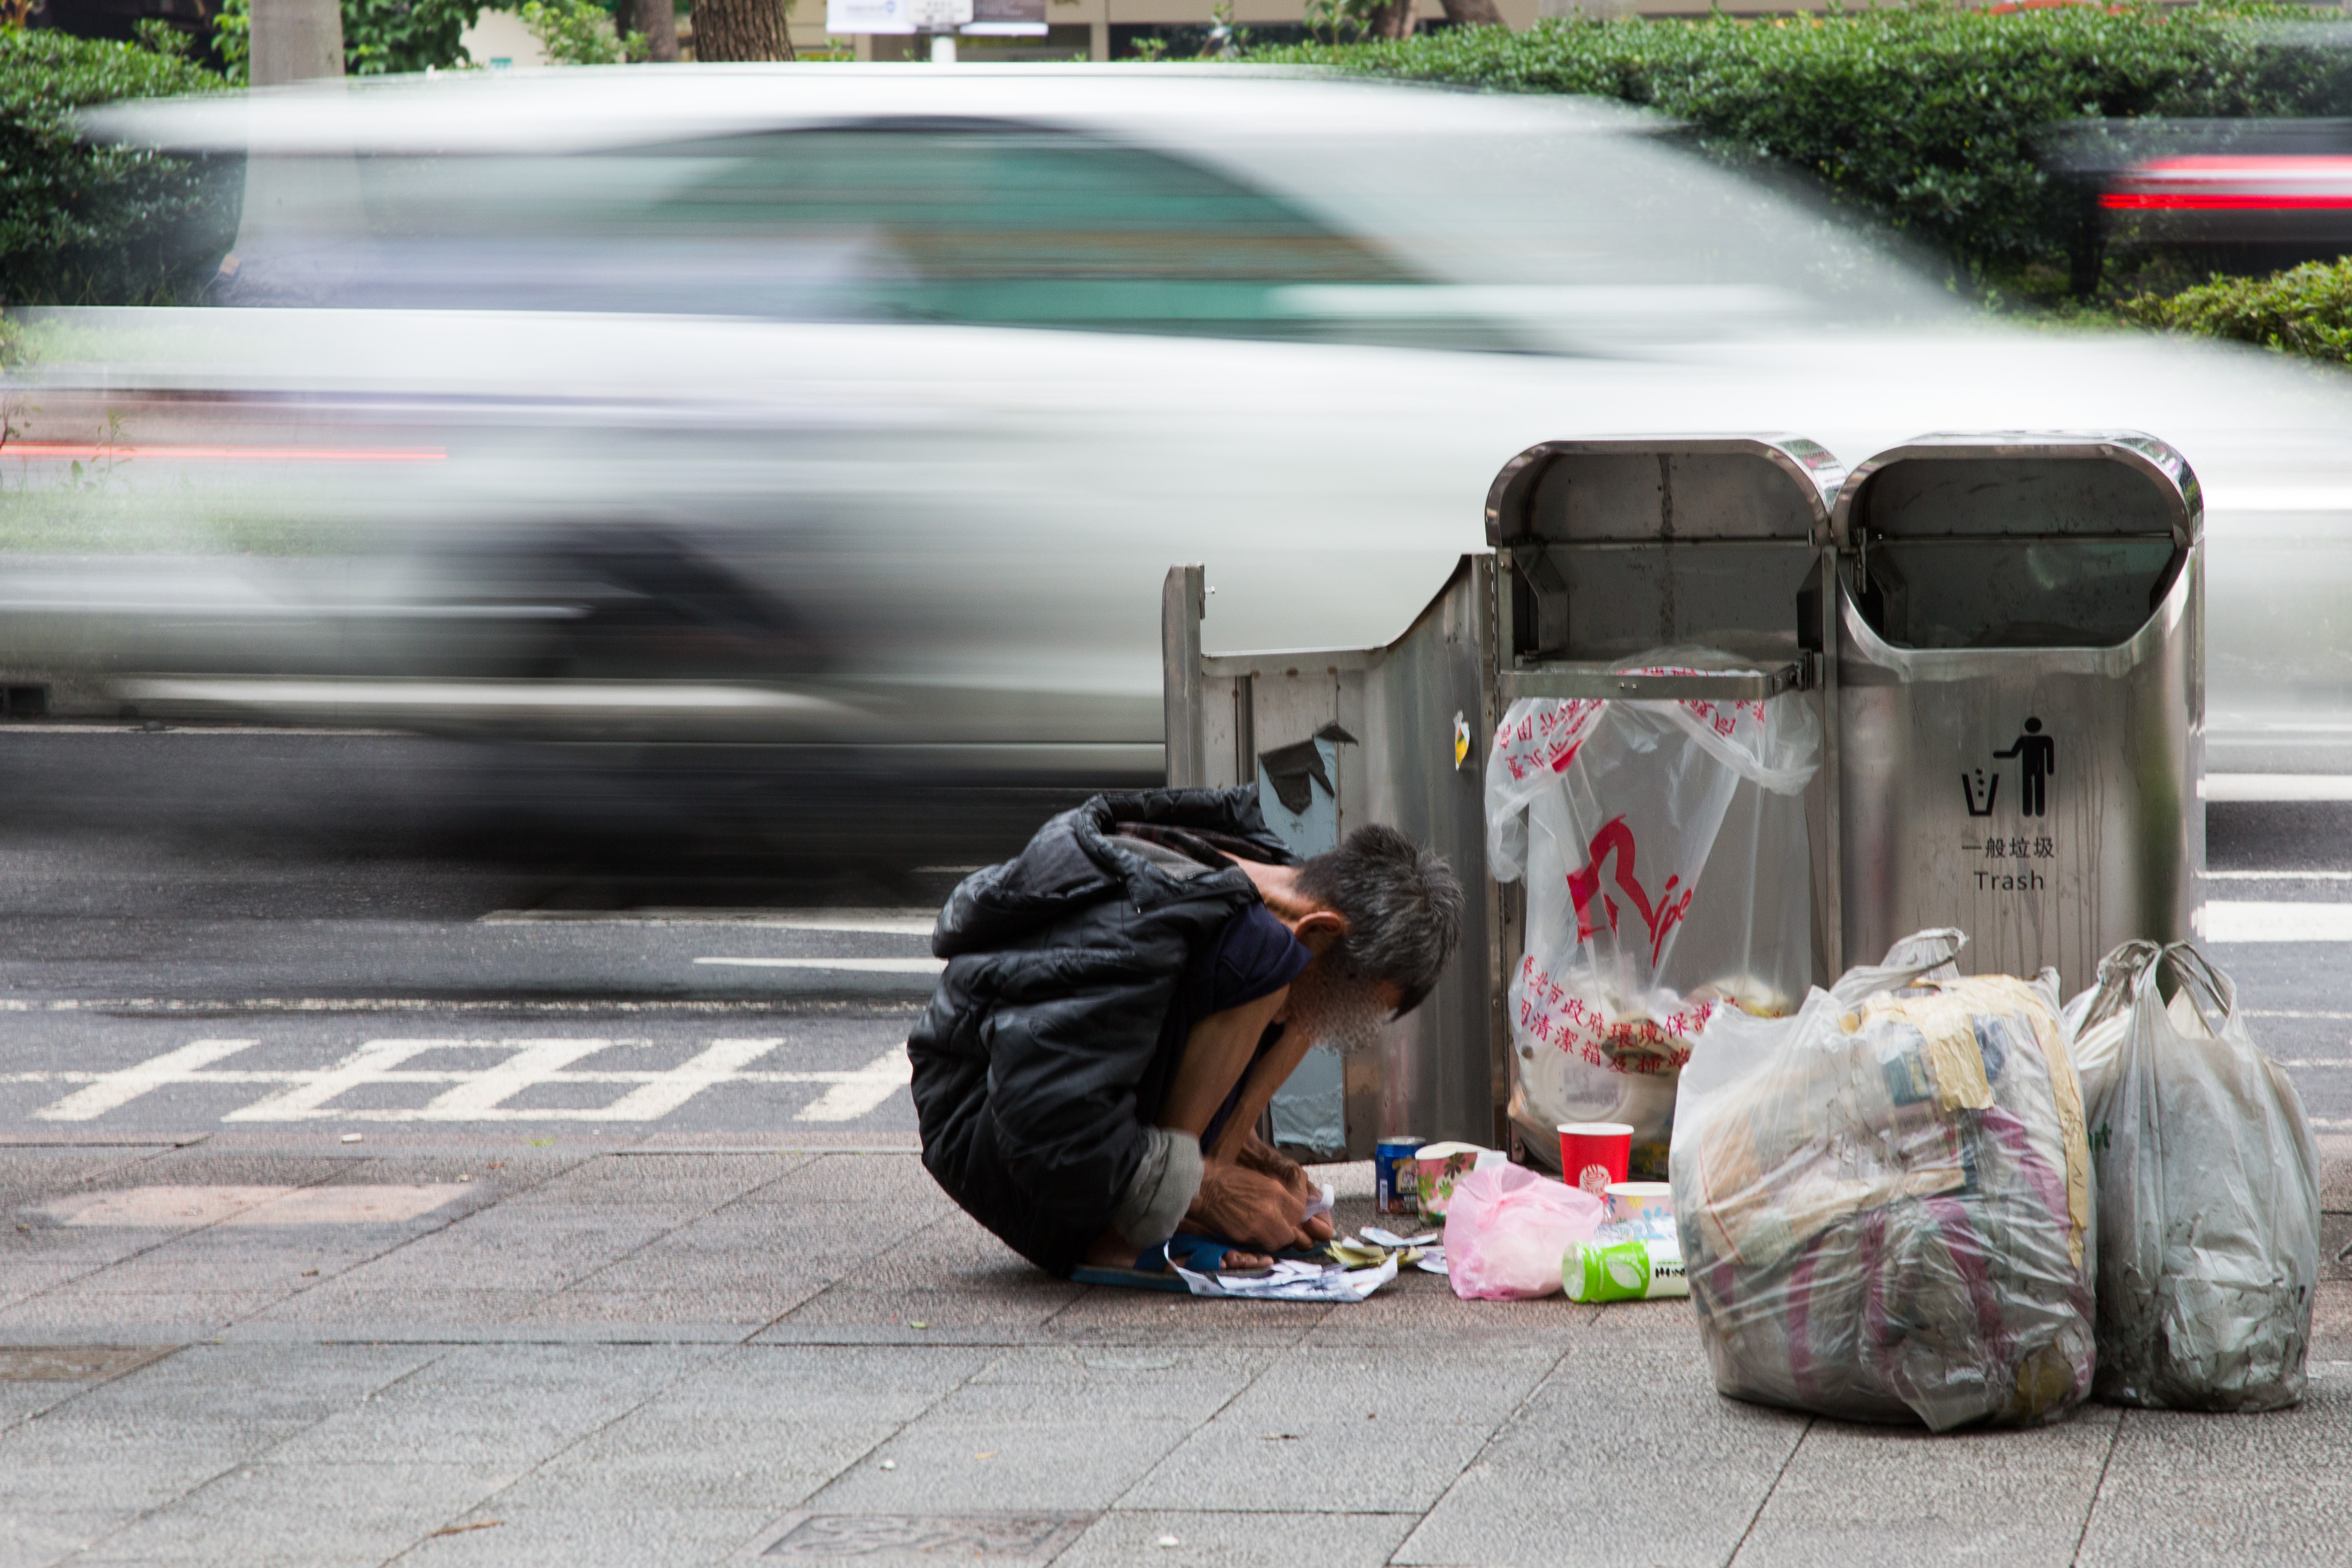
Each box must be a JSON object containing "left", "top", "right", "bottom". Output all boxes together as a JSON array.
[{"left": 908, "top": 787, "right": 1462, "bottom": 1278}]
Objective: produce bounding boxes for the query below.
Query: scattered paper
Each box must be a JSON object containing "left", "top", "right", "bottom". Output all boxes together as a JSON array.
[
  {"left": 1304, "top": 1184, "right": 1335, "bottom": 1221},
  {"left": 1173, "top": 1254, "right": 1398, "bottom": 1302},
  {"left": 1362, "top": 1227, "right": 1438, "bottom": 1248},
  {"left": 1326, "top": 1239, "right": 1392, "bottom": 1269},
  {"left": 1416, "top": 1247, "right": 1449, "bottom": 1275}
]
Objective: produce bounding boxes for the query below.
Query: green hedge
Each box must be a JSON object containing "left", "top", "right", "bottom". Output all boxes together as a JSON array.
[
  {"left": 1, "top": 30, "right": 237, "bottom": 307},
  {"left": 2122, "top": 257, "right": 2352, "bottom": 363},
  {"left": 1245, "top": 8, "right": 2352, "bottom": 290}
]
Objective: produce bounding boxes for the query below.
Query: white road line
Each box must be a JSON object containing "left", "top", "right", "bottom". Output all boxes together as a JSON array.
[
  {"left": 222, "top": 1039, "right": 454, "bottom": 1122},
  {"left": 2249, "top": 1010, "right": 2352, "bottom": 1021},
  {"left": 30, "top": 1039, "right": 257, "bottom": 1122},
  {"left": 416, "top": 1038, "right": 616, "bottom": 1119},
  {"left": 2203, "top": 902, "right": 2352, "bottom": 943},
  {"left": 481, "top": 908, "right": 938, "bottom": 936},
  {"left": 587, "top": 1037, "right": 785, "bottom": 1121},
  {"left": 0, "top": 999, "right": 919, "bottom": 1015},
  {"left": 9, "top": 1037, "right": 917, "bottom": 1124},
  {"left": 2274, "top": 1060, "right": 2352, "bottom": 1069},
  {"left": 693, "top": 957, "right": 947, "bottom": 973},
  {"left": 2208, "top": 869, "right": 2352, "bottom": 881},
  {"left": 2205, "top": 774, "right": 2352, "bottom": 802},
  {"left": 795, "top": 1047, "right": 913, "bottom": 1123}
]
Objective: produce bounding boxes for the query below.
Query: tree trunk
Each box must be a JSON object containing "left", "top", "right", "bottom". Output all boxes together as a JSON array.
[
  {"left": 1372, "top": 0, "right": 1416, "bottom": 40},
  {"left": 1436, "top": 0, "right": 1504, "bottom": 26},
  {"left": 249, "top": 0, "right": 345, "bottom": 83},
  {"left": 690, "top": 0, "right": 795, "bottom": 60},
  {"left": 632, "top": 0, "right": 683, "bottom": 61}
]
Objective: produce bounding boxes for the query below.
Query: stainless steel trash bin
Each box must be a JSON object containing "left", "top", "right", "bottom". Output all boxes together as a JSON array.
[
  {"left": 1832, "top": 432, "right": 2203, "bottom": 992},
  {"left": 1162, "top": 556, "right": 1501, "bottom": 1158},
  {"left": 1483, "top": 436, "right": 1845, "bottom": 1168}
]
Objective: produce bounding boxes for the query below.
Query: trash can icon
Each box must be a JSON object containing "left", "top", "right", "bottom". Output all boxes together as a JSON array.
[{"left": 1832, "top": 432, "right": 2203, "bottom": 991}]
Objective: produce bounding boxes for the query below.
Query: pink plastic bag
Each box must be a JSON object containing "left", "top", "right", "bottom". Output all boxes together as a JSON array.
[{"left": 1443, "top": 1165, "right": 1605, "bottom": 1300}]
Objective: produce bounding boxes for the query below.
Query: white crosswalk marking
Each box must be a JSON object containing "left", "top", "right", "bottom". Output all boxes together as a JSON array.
[
  {"left": 222, "top": 1039, "right": 457, "bottom": 1122},
  {"left": 794, "top": 1047, "right": 914, "bottom": 1122},
  {"left": 10, "top": 1038, "right": 912, "bottom": 1125},
  {"left": 587, "top": 1037, "right": 785, "bottom": 1121},
  {"left": 693, "top": 957, "right": 947, "bottom": 973},
  {"left": 2205, "top": 901, "right": 2352, "bottom": 942},
  {"left": 414, "top": 1038, "right": 619, "bottom": 1119},
  {"left": 32, "top": 1039, "right": 258, "bottom": 1122}
]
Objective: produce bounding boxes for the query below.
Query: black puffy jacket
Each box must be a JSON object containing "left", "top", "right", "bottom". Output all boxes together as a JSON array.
[{"left": 907, "top": 787, "right": 1298, "bottom": 1275}]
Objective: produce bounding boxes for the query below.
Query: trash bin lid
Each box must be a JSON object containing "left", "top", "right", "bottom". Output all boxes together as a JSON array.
[
  {"left": 1831, "top": 431, "right": 2200, "bottom": 551},
  {"left": 1484, "top": 436, "right": 1843, "bottom": 549}
]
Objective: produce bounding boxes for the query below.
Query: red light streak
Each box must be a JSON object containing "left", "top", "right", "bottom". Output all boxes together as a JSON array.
[{"left": 2104, "top": 155, "right": 2352, "bottom": 212}]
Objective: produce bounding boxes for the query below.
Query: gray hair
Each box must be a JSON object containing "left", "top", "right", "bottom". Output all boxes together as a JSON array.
[{"left": 1295, "top": 825, "right": 1463, "bottom": 1018}]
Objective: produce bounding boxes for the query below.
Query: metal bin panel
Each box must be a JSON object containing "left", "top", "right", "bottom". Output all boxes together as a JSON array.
[
  {"left": 1832, "top": 432, "right": 2205, "bottom": 994},
  {"left": 1163, "top": 556, "right": 1500, "bottom": 1157}
]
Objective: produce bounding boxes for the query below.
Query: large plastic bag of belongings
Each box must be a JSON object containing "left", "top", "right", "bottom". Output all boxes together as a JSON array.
[
  {"left": 1670, "top": 930, "right": 2095, "bottom": 1431},
  {"left": 2069, "top": 940, "right": 2320, "bottom": 1411},
  {"left": 1485, "top": 652, "right": 1819, "bottom": 1180}
]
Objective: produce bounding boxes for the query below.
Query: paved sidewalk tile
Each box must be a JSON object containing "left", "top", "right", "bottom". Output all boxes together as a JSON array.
[
  {"left": 1055, "top": 1509, "right": 1420, "bottom": 1568},
  {"left": 242, "top": 1284, "right": 554, "bottom": 1327},
  {"left": 1733, "top": 1405, "right": 2122, "bottom": 1568},
  {"left": 405, "top": 1505, "right": 779, "bottom": 1568},
  {"left": 955, "top": 1345, "right": 1274, "bottom": 1424},
  {"left": 67, "top": 1459, "right": 523, "bottom": 1565},
  {"left": 0, "top": 1507, "right": 142, "bottom": 1568},
  {"left": 1046, "top": 1289, "right": 1333, "bottom": 1348},
  {"left": 268, "top": 1344, "right": 719, "bottom": 1466},
  {"left": 487, "top": 1410, "right": 906, "bottom": 1514},
  {"left": 5, "top": 1143, "right": 2349, "bottom": 1568},
  {"left": 813, "top": 1415, "right": 1201, "bottom": 1512},
  {"left": 1394, "top": 1345, "right": 1807, "bottom": 1568},
  {"left": 2075, "top": 1369, "right": 2352, "bottom": 1568},
  {"left": 490, "top": 1343, "right": 989, "bottom": 1512},
  {"left": 1127, "top": 1346, "right": 1558, "bottom": 1515},
  {"left": 774, "top": 1211, "right": 1084, "bottom": 1336}
]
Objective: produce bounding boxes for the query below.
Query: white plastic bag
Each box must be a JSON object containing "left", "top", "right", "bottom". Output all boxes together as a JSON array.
[
  {"left": 1487, "top": 650, "right": 1820, "bottom": 1178},
  {"left": 1671, "top": 930, "right": 2097, "bottom": 1431},
  {"left": 2080, "top": 941, "right": 2320, "bottom": 1411},
  {"left": 2060, "top": 974, "right": 2130, "bottom": 1112},
  {"left": 1442, "top": 1164, "right": 1605, "bottom": 1300}
]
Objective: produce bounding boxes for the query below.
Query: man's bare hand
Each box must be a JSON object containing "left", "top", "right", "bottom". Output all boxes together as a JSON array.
[
  {"left": 1186, "top": 1161, "right": 1320, "bottom": 1255},
  {"left": 1234, "top": 1134, "right": 1332, "bottom": 1246},
  {"left": 1235, "top": 1132, "right": 1307, "bottom": 1196}
]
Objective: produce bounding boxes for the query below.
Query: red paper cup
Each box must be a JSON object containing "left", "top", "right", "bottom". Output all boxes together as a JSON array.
[{"left": 1558, "top": 1122, "right": 1634, "bottom": 1198}]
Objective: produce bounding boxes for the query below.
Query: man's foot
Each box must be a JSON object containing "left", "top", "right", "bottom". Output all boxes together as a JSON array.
[{"left": 1079, "top": 1227, "right": 1271, "bottom": 1274}]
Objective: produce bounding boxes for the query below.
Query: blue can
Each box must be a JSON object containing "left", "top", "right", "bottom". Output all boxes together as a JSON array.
[{"left": 1375, "top": 1136, "right": 1423, "bottom": 1217}]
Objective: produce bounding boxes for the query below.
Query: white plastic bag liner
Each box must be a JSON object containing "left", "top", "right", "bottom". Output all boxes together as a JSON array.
[
  {"left": 1487, "top": 649, "right": 1819, "bottom": 1178},
  {"left": 2080, "top": 941, "right": 2320, "bottom": 1411},
  {"left": 1671, "top": 929, "right": 2098, "bottom": 1431}
]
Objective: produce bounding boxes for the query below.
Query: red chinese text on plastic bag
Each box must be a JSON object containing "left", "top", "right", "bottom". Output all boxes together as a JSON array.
[{"left": 1442, "top": 1165, "right": 1605, "bottom": 1300}]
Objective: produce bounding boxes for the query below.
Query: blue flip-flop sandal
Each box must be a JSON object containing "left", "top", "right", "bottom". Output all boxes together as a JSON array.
[{"left": 1069, "top": 1233, "right": 1270, "bottom": 1292}]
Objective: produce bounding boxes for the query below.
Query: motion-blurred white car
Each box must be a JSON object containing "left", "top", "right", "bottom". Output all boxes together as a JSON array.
[{"left": 11, "top": 65, "right": 2352, "bottom": 786}]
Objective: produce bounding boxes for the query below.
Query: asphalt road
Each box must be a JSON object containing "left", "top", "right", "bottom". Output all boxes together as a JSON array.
[{"left": 2, "top": 725, "right": 2348, "bottom": 1137}]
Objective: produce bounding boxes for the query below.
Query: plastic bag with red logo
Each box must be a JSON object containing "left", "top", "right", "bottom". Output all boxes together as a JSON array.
[{"left": 1485, "top": 648, "right": 1820, "bottom": 1180}]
